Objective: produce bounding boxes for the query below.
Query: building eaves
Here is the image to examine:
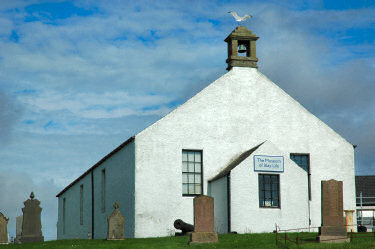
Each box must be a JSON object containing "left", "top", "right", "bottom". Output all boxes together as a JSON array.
[
  {"left": 209, "top": 141, "right": 264, "bottom": 182},
  {"left": 56, "top": 136, "right": 135, "bottom": 197}
]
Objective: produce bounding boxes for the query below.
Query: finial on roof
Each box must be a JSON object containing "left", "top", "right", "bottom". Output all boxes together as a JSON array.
[
  {"left": 30, "top": 192, "right": 35, "bottom": 200},
  {"left": 114, "top": 202, "right": 119, "bottom": 209}
]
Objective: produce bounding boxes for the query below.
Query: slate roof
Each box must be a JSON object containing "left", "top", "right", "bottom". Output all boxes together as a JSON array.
[
  {"left": 209, "top": 141, "right": 264, "bottom": 182},
  {"left": 356, "top": 175, "right": 375, "bottom": 206}
]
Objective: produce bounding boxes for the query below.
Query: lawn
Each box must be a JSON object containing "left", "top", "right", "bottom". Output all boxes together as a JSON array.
[{"left": 1, "top": 233, "right": 375, "bottom": 249}]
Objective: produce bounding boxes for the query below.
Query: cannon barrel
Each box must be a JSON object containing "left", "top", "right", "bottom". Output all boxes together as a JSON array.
[{"left": 174, "top": 219, "right": 194, "bottom": 233}]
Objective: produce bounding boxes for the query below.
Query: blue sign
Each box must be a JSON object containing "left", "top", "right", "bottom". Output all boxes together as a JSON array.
[{"left": 254, "top": 155, "right": 284, "bottom": 172}]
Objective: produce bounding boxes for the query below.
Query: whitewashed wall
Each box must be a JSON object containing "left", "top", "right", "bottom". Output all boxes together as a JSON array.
[
  {"left": 208, "top": 176, "right": 228, "bottom": 233},
  {"left": 93, "top": 140, "right": 135, "bottom": 239},
  {"left": 57, "top": 140, "right": 135, "bottom": 239},
  {"left": 230, "top": 141, "right": 309, "bottom": 233},
  {"left": 57, "top": 173, "right": 92, "bottom": 239},
  {"left": 133, "top": 67, "right": 355, "bottom": 237}
]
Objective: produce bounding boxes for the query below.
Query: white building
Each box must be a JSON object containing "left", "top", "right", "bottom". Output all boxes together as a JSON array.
[{"left": 56, "top": 26, "right": 356, "bottom": 239}]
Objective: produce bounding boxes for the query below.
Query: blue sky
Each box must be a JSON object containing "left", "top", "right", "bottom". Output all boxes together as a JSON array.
[{"left": 0, "top": 0, "right": 374, "bottom": 241}]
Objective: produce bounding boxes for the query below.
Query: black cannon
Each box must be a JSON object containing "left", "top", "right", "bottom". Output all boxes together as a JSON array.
[
  {"left": 358, "top": 225, "right": 367, "bottom": 232},
  {"left": 174, "top": 219, "right": 194, "bottom": 235}
]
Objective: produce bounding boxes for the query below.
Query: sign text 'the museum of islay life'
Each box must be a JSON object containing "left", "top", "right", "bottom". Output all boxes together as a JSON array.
[{"left": 254, "top": 155, "right": 284, "bottom": 172}]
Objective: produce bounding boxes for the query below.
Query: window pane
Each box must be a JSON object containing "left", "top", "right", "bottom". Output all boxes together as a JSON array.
[
  {"left": 265, "top": 200, "right": 272, "bottom": 207},
  {"left": 259, "top": 184, "right": 264, "bottom": 191},
  {"left": 259, "top": 191, "right": 264, "bottom": 205},
  {"left": 182, "top": 174, "right": 188, "bottom": 183},
  {"left": 195, "top": 184, "right": 201, "bottom": 194},
  {"left": 195, "top": 163, "right": 201, "bottom": 172},
  {"left": 272, "top": 199, "right": 279, "bottom": 207},
  {"left": 188, "top": 162, "right": 194, "bottom": 172},
  {"left": 182, "top": 151, "right": 188, "bottom": 161},
  {"left": 189, "top": 184, "right": 195, "bottom": 194},
  {"left": 182, "top": 184, "right": 188, "bottom": 194},
  {"left": 182, "top": 150, "right": 203, "bottom": 196},
  {"left": 195, "top": 152, "right": 201, "bottom": 162},
  {"left": 182, "top": 162, "right": 188, "bottom": 172},
  {"left": 188, "top": 152, "right": 194, "bottom": 162},
  {"left": 189, "top": 173, "right": 195, "bottom": 183},
  {"left": 265, "top": 176, "right": 271, "bottom": 183},
  {"left": 259, "top": 175, "right": 264, "bottom": 185},
  {"left": 259, "top": 174, "right": 280, "bottom": 207},
  {"left": 272, "top": 183, "right": 278, "bottom": 191},
  {"left": 195, "top": 174, "right": 201, "bottom": 183},
  {"left": 290, "top": 154, "right": 309, "bottom": 172},
  {"left": 265, "top": 183, "right": 270, "bottom": 191}
]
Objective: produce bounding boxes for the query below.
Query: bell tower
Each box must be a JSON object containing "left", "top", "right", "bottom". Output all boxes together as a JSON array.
[{"left": 225, "top": 26, "right": 259, "bottom": 70}]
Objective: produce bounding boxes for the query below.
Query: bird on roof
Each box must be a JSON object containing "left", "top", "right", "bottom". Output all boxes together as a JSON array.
[{"left": 228, "top": 11, "right": 252, "bottom": 25}]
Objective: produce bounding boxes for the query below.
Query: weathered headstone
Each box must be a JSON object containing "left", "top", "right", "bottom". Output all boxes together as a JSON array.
[
  {"left": 15, "top": 215, "right": 23, "bottom": 244},
  {"left": 107, "top": 202, "right": 125, "bottom": 240},
  {"left": 20, "top": 192, "right": 44, "bottom": 243},
  {"left": 0, "top": 212, "right": 9, "bottom": 244},
  {"left": 344, "top": 210, "right": 354, "bottom": 232},
  {"left": 189, "top": 195, "right": 218, "bottom": 244},
  {"left": 318, "top": 180, "right": 349, "bottom": 243}
]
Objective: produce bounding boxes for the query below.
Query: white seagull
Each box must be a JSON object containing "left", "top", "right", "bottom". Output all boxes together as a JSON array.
[{"left": 228, "top": 11, "right": 252, "bottom": 24}]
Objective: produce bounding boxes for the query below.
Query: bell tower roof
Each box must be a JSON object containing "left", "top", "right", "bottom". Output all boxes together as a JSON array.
[{"left": 224, "top": 26, "right": 259, "bottom": 70}]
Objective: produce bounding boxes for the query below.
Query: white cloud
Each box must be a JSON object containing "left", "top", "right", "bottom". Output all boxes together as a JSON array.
[
  {"left": 16, "top": 90, "right": 174, "bottom": 118},
  {"left": 0, "top": 90, "right": 22, "bottom": 147},
  {"left": 0, "top": 1, "right": 375, "bottom": 241}
]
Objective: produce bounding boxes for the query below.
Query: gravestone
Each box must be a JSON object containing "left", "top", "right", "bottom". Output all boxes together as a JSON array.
[
  {"left": 107, "top": 202, "right": 125, "bottom": 240},
  {"left": 15, "top": 215, "right": 23, "bottom": 244},
  {"left": 318, "top": 180, "right": 349, "bottom": 243},
  {"left": 344, "top": 210, "right": 354, "bottom": 232},
  {"left": 189, "top": 195, "right": 218, "bottom": 244},
  {"left": 20, "top": 192, "right": 44, "bottom": 243},
  {"left": 0, "top": 212, "right": 9, "bottom": 244}
]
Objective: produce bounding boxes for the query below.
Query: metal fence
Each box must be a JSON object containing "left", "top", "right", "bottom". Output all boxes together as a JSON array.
[
  {"left": 275, "top": 224, "right": 375, "bottom": 249},
  {"left": 357, "top": 193, "right": 375, "bottom": 231}
]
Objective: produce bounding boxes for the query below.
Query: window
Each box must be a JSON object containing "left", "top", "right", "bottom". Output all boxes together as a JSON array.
[
  {"left": 290, "top": 154, "right": 311, "bottom": 200},
  {"left": 63, "top": 198, "right": 66, "bottom": 234},
  {"left": 101, "top": 169, "right": 106, "bottom": 213},
  {"left": 80, "top": 184, "right": 83, "bottom": 225},
  {"left": 182, "top": 150, "right": 202, "bottom": 196},
  {"left": 259, "top": 174, "right": 280, "bottom": 208}
]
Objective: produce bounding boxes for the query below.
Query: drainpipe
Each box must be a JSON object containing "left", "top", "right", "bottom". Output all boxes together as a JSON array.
[
  {"left": 91, "top": 171, "right": 94, "bottom": 239},
  {"left": 227, "top": 172, "right": 231, "bottom": 233},
  {"left": 308, "top": 172, "right": 311, "bottom": 231}
]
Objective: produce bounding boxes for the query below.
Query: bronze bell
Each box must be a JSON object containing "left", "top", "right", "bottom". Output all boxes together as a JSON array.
[{"left": 238, "top": 44, "right": 247, "bottom": 53}]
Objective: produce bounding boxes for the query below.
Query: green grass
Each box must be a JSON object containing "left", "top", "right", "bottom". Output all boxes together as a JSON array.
[{"left": 1, "top": 233, "right": 375, "bottom": 249}]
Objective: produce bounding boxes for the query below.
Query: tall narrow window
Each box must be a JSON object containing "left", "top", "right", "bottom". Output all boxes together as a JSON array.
[
  {"left": 101, "top": 169, "right": 106, "bottom": 213},
  {"left": 290, "top": 154, "right": 311, "bottom": 200},
  {"left": 259, "top": 174, "right": 280, "bottom": 208},
  {"left": 80, "top": 184, "right": 83, "bottom": 225},
  {"left": 63, "top": 198, "right": 66, "bottom": 234},
  {"left": 182, "top": 150, "right": 202, "bottom": 196}
]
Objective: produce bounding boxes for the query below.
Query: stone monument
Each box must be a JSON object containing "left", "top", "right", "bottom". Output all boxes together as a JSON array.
[
  {"left": 344, "top": 210, "right": 354, "bottom": 232},
  {"left": 318, "top": 180, "right": 349, "bottom": 243},
  {"left": 107, "top": 202, "right": 125, "bottom": 240},
  {"left": 189, "top": 195, "right": 218, "bottom": 244},
  {"left": 20, "top": 192, "right": 44, "bottom": 243},
  {"left": 15, "top": 215, "right": 23, "bottom": 244},
  {"left": 0, "top": 212, "right": 9, "bottom": 244}
]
